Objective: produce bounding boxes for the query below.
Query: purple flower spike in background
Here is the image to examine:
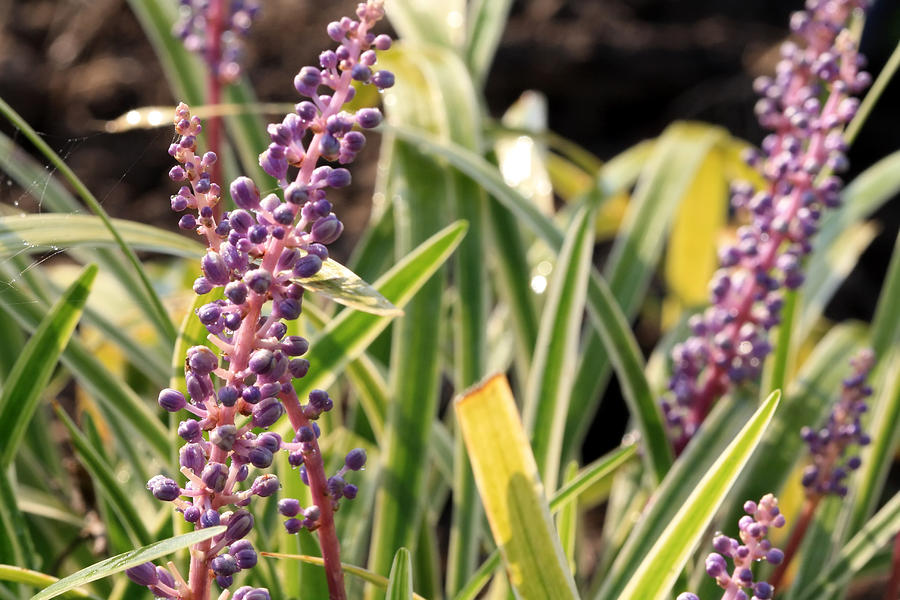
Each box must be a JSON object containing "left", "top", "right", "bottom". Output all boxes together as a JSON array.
[
  {"left": 174, "top": 0, "right": 261, "bottom": 83},
  {"left": 802, "top": 348, "right": 875, "bottom": 498},
  {"left": 664, "top": 0, "right": 872, "bottom": 450}
]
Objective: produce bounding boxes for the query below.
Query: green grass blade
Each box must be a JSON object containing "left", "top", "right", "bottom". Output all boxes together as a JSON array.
[
  {"left": 618, "top": 391, "right": 780, "bottom": 600},
  {"left": 292, "top": 220, "right": 467, "bottom": 402},
  {"left": 386, "top": 549, "right": 414, "bottom": 600},
  {"left": 558, "top": 462, "right": 579, "bottom": 575},
  {"left": 871, "top": 230, "right": 900, "bottom": 357},
  {"left": 0, "top": 566, "right": 98, "bottom": 599},
  {"left": 386, "top": 0, "right": 464, "bottom": 49},
  {"left": 0, "top": 469, "right": 35, "bottom": 569},
  {"left": 464, "top": 0, "right": 513, "bottom": 88},
  {"left": 595, "top": 395, "right": 756, "bottom": 600},
  {"left": 0, "top": 214, "right": 204, "bottom": 260},
  {"left": 260, "top": 553, "right": 428, "bottom": 600},
  {"left": 0, "top": 263, "right": 96, "bottom": 468},
  {"left": 0, "top": 97, "right": 176, "bottom": 343},
  {"left": 524, "top": 204, "right": 596, "bottom": 491},
  {"left": 30, "top": 527, "right": 225, "bottom": 600},
  {"left": 387, "top": 123, "right": 673, "bottom": 481},
  {"left": 795, "top": 491, "right": 900, "bottom": 600},
  {"left": 54, "top": 406, "right": 153, "bottom": 547},
  {"left": 455, "top": 375, "right": 579, "bottom": 600}
]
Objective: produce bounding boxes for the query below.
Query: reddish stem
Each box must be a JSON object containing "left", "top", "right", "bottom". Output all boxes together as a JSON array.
[
  {"left": 206, "top": 0, "right": 224, "bottom": 224},
  {"left": 883, "top": 530, "right": 900, "bottom": 600},
  {"left": 281, "top": 388, "right": 346, "bottom": 600},
  {"left": 769, "top": 495, "right": 820, "bottom": 591}
]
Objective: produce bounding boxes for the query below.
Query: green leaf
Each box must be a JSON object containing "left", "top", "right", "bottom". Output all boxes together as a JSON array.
[
  {"left": 387, "top": 123, "right": 673, "bottom": 482},
  {"left": 260, "top": 553, "right": 428, "bottom": 600},
  {"left": 0, "top": 469, "right": 35, "bottom": 568},
  {"left": 0, "top": 263, "right": 96, "bottom": 468},
  {"left": 0, "top": 565, "right": 98, "bottom": 599},
  {"left": 794, "top": 490, "right": 900, "bottom": 600},
  {"left": 618, "top": 390, "right": 780, "bottom": 600},
  {"left": 30, "top": 527, "right": 225, "bottom": 600},
  {"left": 558, "top": 462, "right": 579, "bottom": 575},
  {"left": 524, "top": 204, "right": 596, "bottom": 491},
  {"left": 0, "top": 97, "right": 176, "bottom": 343},
  {"left": 386, "top": 0, "right": 465, "bottom": 50},
  {"left": 871, "top": 230, "right": 900, "bottom": 358},
  {"left": 455, "top": 374, "right": 579, "bottom": 600},
  {"left": 464, "top": 0, "right": 514, "bottom": 88},
  {"left": 291, "top": 254, "right": 402, "bottom": 316},
  {"left": 53, "top": 406, "right": 153, "bottom": 547},
  {"left": 386, "top": 549, "right": 414, "bottom": 600},
  {"left": 596, "top": 395, "right": 756, "bottom": 600},
  {"left": 291, "top": 220, "right": 467, "bottom": 401},
  {"left": 0, "top": 214, "right": 204, "bottom": 260}
]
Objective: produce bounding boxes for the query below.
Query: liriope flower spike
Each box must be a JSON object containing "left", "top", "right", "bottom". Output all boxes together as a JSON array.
[
  {"left": 174, "top": 0, "right": 261, "bottom": 83},
  {"left": 801, "top": 348, "right": 875, "bottom": 497},
  {"left": 663, "top": 0, "right": 872, "bottom": 449},
  {"left": 131, "top": 4, "right": 392, "bottom": 599}
]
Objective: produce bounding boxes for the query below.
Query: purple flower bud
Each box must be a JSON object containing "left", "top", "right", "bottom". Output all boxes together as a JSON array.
[
  {"left": 676, "top": 595, "right": 700, "bottom": 600},
  {"left": 211, "top": 553, "right": 239, "bottom": 576},
  {"left": 188, "top": 346, "right": 219, "bottom": 375},
  {"left": 211, "top": 424, "right": 238, "bottom": 451},
  {"left": 216, "top": 575, "right": 234, "bottom": 589},
  {"left": 289, "top": 450, "right": 304, "bottom": 467},
  {"left": 126, "top": 562, "right": 159, "bottom": 587},
  {"left": 257, "top": 432, "right": 282, "bottom": 453},
  {"left": 201, "top": 252, "right": 230, "bottom": 286},
  {"left": 705, "top": 553, "right": 727, "bottom": 577},
  {"left": 310, "top": 214, "right": 343, "bottom": 244},
  {"left": 229, "top": 209, "right": 253, "bottom": 233},
  {"left": 276, "top": 297, "right": 302, "bottom": 320},
  {"left": 242, "top": 386, "right": 262, "bottom": 405},
  {"left": 320, "top": 134, "right": 340, "bottom": 159},
  {"left": 201, "top": 509, "right": 221, "bottom": 528},
  {"left": 252, "top": 397, "right": 285, "bottom": 428},
  {"left": 147, "top": 475, "right": 181, "bottom": 501},
  {"left": 294, "top": 66, "right": 322, "bottom": 93},
  {"left": 251, "top": 474, "right": 280, "bottom": 497},
  {"left": 278, "top": 498, "right": 301, "bottom": 517},
  {"left": 307, "top": 243, "right": 329, "bottom": 260},
  {"left": 281, "top": 336, "right": 309, "bottom": 356},
  {"left": 178, "top": 419, "right": 201, "bottom": 442},
  {"left": 289, "top": 358, "right": 310, "bottom": 378},
  {"left": 218, "top": 385, "right": 240, "bottom": 407},
  {"left": 373, "top": 34, "right": 392, "bottom": 50},
  {"left": 184, "top": 506, "right": 201, "bottom": 522},
  {"left": 372, "top": 70, "right": 394, "bottom": 89},
  {"left": 260, "top": 146, "right": 289, "bottom": 181},
  {"left": 294, "top": 254, "right": 323, "bottom": 278},
  {"left": 223, "top": 510, "right": 254, "bottom": 542},
  {"left": 248, "top": 446, "right": 274, "bottom": 469},
  {"left": 193, "top": 277, "right": 214, "bottom": 295},
  {"left": 351, "top": 63, "right": 371, "bottom": 82},
  {"left": 326, "top": 168, "right": 351, "bottom": 188},
  {"left": 284, "top": 518, "right": 302, "bottom": 534},
  {"left": 244, "top": 269, "right": 272, "bottom": 294},
  {"left": 201, "top": 462, "right": 229, "bottom": 493},
  {"left": 158, "top": 388, "right": 186, "bottom": 412},
  {"left": 230, "top": 540, "right": 257, "bottom": 569},
  {"left": 233, "top": 587, "right": 271, "bottom": 600},
  {"left": 345, "top": 448, "right": 367, "bottom": 471},
  {"left": 230, "top": 177, "right": 261, "bottom": 210},
  {"left": 249, "top": 349, "right": 275, "bottom": 375},
  {"left": 180, "top": 443, "right": 207, "bottom": 473},
  {"left": 356, "top": 108, "right": 382, "bottom": 129},
  {"left": 309, "top": 389, "right": 333, "bottom": 412}
]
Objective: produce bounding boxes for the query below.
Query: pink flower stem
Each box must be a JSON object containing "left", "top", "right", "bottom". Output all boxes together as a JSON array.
[{"left": 206, "top": 0, "right": 224, "bottom": 224}]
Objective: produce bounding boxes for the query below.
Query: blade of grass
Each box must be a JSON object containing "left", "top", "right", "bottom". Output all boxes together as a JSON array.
[
  {"left": 524, "top": 204, "right": 596, "bottom": 491},
  {"left": 618, "top": 391, "right": 780, "bottom": 600},
  {"left": 464, "top": 0, "right": 513, "bottom": 88},
  {"left": 386, "top": 549, "right": 414, "bottom": 600},
  {"left": 0, "top": 469, "right": 34, "bottom": 570},
  {"left": 871, "top": 230, "right": 900, "bottom": 358},
  {"left": 557, "top": 462, "right": 579, "bottom": 575},
  {"left": 455, "top": 374, "right": 579, "bottom": 599},
  {"left": 0, "top": 566, "right": 99, "bottom": 599},
  {"left": 54, "top": 405, "right": 153, "bottom": 547},
  {"left": 0, "top": 97, "right": 176, "bottom": 343},
  {"left": 31, "top": 527, "right": 225, "bottom": 600},
  {"left": 0, "top": 263, "right": 96, "bottom": 468}
]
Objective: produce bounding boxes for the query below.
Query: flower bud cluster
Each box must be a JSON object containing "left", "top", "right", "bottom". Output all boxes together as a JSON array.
[
  {"left": 664, "top": 0, "right": 871, "bottom": 447},
  {"left": 135, "top": 4, "right": 391, "bottom": 596},
  {"left": 174, "top": 0, "right": 261, "bottom": 83},
  {"left": 258, "top": 2, "right": 394, "bottom": 186},
  {"left": 678, "top": 495, "right": 786, "bottom": 600},
  {"left": 801, "top": 348, "right": 874, "bottom": 497}
]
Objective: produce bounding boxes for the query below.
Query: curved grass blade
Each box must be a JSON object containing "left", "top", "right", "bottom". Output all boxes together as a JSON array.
[
  {"left": 386, "top": 0, "right": 463, "bottom": 50},
  {"left": 388, "top": 123, "right": 673, "bottom": 481},
  {"left": 30, "top": 527, "right": 225, "bottom": 600},
  {"left": 291, "top": 254, "right": 402, "bottom": 316},
  {"left": 0, "top": 469, "right": 34, "bottom": 569},
  {"left": 386, "top": 549, "right": 414, "bottom": 600},
  {"left": 524, "top": 204, "right": 596, "bottom": 491},
  {"left": 456, "top": 374, "right": 579, "bottom": 600},
  {"left": 0, "top": 263, "right": 96, "bottom": 468},
  {"left": 595, "top": 395, "right": 756, "bottom": 600},
  {"left": 871, "top": 230, "right": 900, "bottom": 358},
  {"left": 53, "top": 405, "right": 153, "bottom": 547},
  {"left": 0, "top": 284, "right": 170, "bottom": 459},
  {"left": 618, "top": 390, "right": 780, "bottom": 600},
  {"left": 464, "top": 0, "right": 513, "bottom": 88},
  {"left": 0, "top": 214, "right": 204, "bottom": 260},
  {"left": 0, "top": 97, "right": 176, "bottom": 343},
  {"left": 0, "top": 566, "right": 98, "bottom": 599},
  {"left": 260, "top": 553, "right": 428, "bottom": 600},
  {"left": 292, "top": 220, "right": 467, "bottom": 401}
]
